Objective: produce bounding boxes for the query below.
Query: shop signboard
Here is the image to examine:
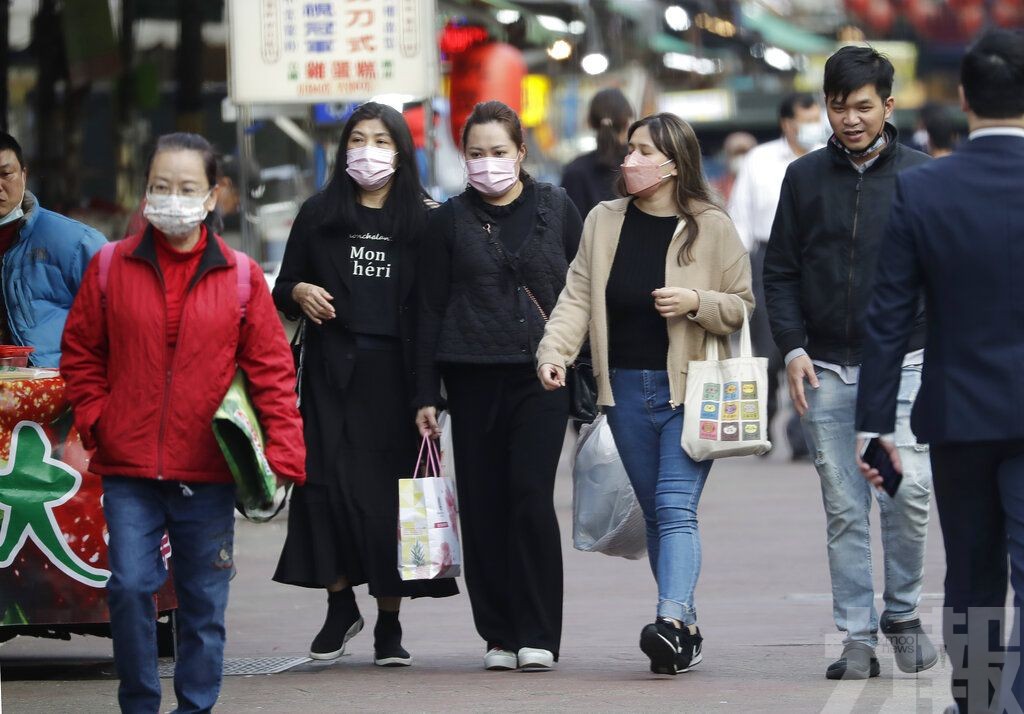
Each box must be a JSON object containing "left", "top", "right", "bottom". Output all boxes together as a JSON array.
[
  {"left": 227, "top": 0, "right": 439, "bottom": 104},
  {"left": 0, "top": 370, "right": 176, "bottom": 627}
]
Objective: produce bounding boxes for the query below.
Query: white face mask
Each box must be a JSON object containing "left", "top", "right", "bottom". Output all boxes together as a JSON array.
[
  {"left": 796, "top": 121, "right": 827, "bottom": 150},
  {"left": 0, "top": 187, "right": 26, "bottom": 227},
  {"left": 144, "top": 192, "right": 211, "bottom": 238}
]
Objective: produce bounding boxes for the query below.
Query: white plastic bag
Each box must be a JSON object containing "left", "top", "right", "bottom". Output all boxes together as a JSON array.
[{"left": 571, "top": 415, "right": 646, "bottom": 560}]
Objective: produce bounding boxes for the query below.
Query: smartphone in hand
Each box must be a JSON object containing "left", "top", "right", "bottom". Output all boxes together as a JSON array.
[{"left": 862, "top": 438, "right": 902, "bottom": 498}]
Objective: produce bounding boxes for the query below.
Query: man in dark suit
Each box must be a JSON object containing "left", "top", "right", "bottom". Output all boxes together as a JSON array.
[{"left": 856, "top": 29, "right": 1024, "bottom": 714}]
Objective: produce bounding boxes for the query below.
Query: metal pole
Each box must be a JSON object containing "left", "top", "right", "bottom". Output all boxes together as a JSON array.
[{"left": 235, "top": 103, "right": 260, "bottom": 260}]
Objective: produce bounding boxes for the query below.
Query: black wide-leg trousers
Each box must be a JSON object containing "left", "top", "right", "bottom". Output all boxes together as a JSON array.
[{"left": 443, "top": 363, "right": 567, "bottom": 658}]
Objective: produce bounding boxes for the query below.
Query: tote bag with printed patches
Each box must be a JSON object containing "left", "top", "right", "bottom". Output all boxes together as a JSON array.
[{"left": 682, "top": 306, "right": 771, "bottom": 461}]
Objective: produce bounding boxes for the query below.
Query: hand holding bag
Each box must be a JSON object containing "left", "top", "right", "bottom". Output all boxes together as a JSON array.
[
  {"left": 682, "top": 306, "right": 772, "bottom": 461},
  {"left": 398, "top": 436, "right": 462, "bottom": 581}
]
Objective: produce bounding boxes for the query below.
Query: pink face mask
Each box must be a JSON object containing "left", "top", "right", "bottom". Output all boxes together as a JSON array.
[
  {"left": 621, "top": 153, "right": 674, "bottom": 198},
  {"left": 346, "top": 146, "right": 397, "bottom": 191},
  {"left": 466, "top": 156, "right": 519, "bottom": 197}
]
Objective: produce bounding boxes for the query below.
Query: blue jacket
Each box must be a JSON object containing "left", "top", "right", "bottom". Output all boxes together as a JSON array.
[
  {"left": 3, "top": 192, "right": 106, "bottom": 367},
  {"left": 856, "top": 133, "right": 1024, "bottom": 444}
]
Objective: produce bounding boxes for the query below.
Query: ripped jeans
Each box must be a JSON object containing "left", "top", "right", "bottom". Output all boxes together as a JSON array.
[
  {"left": 102, "top": 476, "right": 236, "bottom": 714},
  {"left": 801, "top": 366, "right": 932, "bottom": 648}
]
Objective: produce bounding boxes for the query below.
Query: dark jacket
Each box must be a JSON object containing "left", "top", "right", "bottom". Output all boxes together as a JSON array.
[
  {"left": 856, "top": 133, "right": 1024, "bottom": 443},
  {"left": 763, "top": 125, "right": 930, "bottom": 365},
  {"left": 416, "top": 182, "right": 583, "bottom": 407},
  {"left": 61, "top": 228, "right": 306, "bottom": 484},
  {"left": 272, "top": 191, "right": 423, "bottom": 398},
  {"left": 561, "top": 150, "right": 621, "bottom": 221}
]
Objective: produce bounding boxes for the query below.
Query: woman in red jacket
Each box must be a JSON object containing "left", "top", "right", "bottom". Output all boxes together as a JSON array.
[{"left": 61, "top": 133, "right": 305, "bottom": 714}]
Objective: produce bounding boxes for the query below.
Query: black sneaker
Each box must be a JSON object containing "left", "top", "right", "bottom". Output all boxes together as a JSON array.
[
  {"left": 310, "top": 589, "right": 363, "bottom": 660},
  {"left": 640, "top": 619, "right": 683, "bottom": 675},
  {"left": 373, "top": 613, "right": 412, "bottom": 667},
  {"left": 676, "top": 625, "right": 703, "bottom": 673}
]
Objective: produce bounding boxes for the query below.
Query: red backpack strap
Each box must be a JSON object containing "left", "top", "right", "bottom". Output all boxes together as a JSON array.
[
  {"left": 233, "top": 249, "right": 251, "bottom": 319},
  {"left": 97, "top": 242, "right": 117, "bottom": 306}
]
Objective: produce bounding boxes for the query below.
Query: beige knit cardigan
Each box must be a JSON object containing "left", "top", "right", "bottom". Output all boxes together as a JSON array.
[{"left": 536, "top": 197, "right": 754, "bottom": 408}]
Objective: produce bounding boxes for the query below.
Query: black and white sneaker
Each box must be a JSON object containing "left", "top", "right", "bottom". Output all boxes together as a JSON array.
[
  {"left": 639, "top": 619, "right": 703, "bottom": 675},
  {"left": 676, "top": 625, "right": 703, "bottom": 673},
  {"left": 640, "top": 619, "right": 682, "bottom": 675}
]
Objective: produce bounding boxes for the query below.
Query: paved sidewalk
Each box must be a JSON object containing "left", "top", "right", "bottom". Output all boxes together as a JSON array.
[{"left": 0, "top": 441, "right": 954, "bottom": 713}]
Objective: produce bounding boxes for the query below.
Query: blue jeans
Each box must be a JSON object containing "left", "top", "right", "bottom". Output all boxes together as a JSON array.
[
  {"left": 801, "top": 367, "right": 932, "bottom": 647},
  {"left": 605, "top": 369, "right": 712, "bottom": 625},
  {"left": 102, "top": 477, "right": 236, "bottom": 714}
]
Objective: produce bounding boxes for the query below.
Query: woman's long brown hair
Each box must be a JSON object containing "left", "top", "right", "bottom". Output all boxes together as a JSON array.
[{"left": 616, "top": 113, "right": 716, "bottom": 265}]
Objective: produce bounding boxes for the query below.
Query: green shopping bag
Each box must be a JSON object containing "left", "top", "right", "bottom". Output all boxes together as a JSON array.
[{"left": 212, "top": 370, "right": 289, "bottom": 522}]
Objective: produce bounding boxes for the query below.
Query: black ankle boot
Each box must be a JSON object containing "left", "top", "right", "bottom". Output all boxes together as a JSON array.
[
  {"left": 309, "top": 588, "right": 363, "bottom": 660},
  {"left": 373, "top": 610, "right": 412, "bottom": 667}
]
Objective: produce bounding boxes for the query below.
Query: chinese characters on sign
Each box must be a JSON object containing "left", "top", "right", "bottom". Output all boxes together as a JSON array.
[{"left": 230, "top": 0, "right": 437, "bottom": 103}]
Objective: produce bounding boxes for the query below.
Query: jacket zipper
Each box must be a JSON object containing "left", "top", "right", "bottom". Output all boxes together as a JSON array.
[
  {"left": 152, "top": 262, "right": 171, "bottom": 480},
  {"left": 844, "top": 174, "right": 864, "bottom": 365},
  {"left": 151, "top": 258, "right": 224, "bottom": 480}
]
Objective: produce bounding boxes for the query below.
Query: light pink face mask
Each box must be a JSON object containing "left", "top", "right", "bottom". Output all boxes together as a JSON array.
[
  {"left": 346, "top": 146, "right": 397, "bottom": 191},
  {"left": 621, "top": 152, "right": 674, "bottom": 198},
  {"left": 465, "top": 156, "right": 519, "bottom": 197}
]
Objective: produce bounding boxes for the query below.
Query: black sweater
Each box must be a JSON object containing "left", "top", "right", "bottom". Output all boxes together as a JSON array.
[{"left": 416, "top": 180, "right": 583, "bottom": 407}]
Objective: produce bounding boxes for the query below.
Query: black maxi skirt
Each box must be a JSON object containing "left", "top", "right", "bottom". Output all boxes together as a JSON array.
[{"left": 273, "top": 336, "right": 458, "bottom": 599}]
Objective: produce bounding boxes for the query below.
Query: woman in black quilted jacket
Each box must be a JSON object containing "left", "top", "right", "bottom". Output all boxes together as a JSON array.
[{"left": 415, "top": 100, "right": 583, "bottom": 672}]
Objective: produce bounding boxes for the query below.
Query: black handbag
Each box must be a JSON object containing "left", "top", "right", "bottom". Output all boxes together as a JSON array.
[{"left": 523, "top": 285, "right": 598, "bottom": 424}]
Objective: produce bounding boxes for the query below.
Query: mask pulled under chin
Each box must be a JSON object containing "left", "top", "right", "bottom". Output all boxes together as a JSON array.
[
  {"left": 0, "top": 191, "right": 26, "bottom": 227},
  {"left": 466, "top": 156, "right": 519, "bottom": 197},
  {"left": 144, "top": 193, "right": 210, "bottom": 238},
  {"left": 620, "top": 155, "right": 674, "bottom": 198}
]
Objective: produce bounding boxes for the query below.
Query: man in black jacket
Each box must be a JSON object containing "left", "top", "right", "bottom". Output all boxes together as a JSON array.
[{"left": 763, "top": 46, "right": 937, "bottom": 681}]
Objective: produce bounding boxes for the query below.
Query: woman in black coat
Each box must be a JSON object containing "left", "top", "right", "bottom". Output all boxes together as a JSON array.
[{"left": 273, "top": 102, "right": 456, "bottom": 668}]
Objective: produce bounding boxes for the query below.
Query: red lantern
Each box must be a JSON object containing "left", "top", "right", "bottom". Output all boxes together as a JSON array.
[
  {"left": 845, "top": 0, "right": 871, "bottom": 17},
  {"left": 448, "top": 42, "right": 527, "bottom": 147},
  {"left": 958, "top": 4, "right": 985, "bottom": 37},
  {"left": 993, "top": 1, "right": 1024, "bottom": 27},
  {"left": 866, "top": 0, "right": 895, "bottom": 33}
]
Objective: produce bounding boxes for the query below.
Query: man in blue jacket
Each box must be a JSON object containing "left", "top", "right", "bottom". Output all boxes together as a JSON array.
[
  {"left": 856, "top": 29, "right": 1024, "bottom": 714},
  {"left": 763, "top": 46, "right": 936, "bottom": 681},
  {"left": 0, "top": 132, "right": 105, "bottom": 367}
]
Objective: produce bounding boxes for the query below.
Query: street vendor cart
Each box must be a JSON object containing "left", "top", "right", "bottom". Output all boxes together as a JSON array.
[{"left": 0, "top": 363, "right": 176, "bottom": 651}]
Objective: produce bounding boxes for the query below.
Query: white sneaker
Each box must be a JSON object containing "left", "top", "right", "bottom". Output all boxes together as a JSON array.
[
  {"left": 517, "top": 647, "right": 554, "bottom": 671},
  {"left": 484, "top": 647, "right": 518, "bottom": 670}
]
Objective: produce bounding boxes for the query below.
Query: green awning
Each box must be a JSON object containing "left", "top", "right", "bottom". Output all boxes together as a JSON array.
[
  {"left": 740, "top": 4, "right": 832, "bottom": 55},
  {"left": 649, "top": 33, "right": 697, "bottom": 55}
]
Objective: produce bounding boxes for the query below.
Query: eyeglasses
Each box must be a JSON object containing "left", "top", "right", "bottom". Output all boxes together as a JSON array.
[{"left": 147, "top": 185, "right": 210, "bottom": 199}]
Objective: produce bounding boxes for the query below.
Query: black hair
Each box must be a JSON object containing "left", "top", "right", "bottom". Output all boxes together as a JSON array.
[
  {"left": 823, "top": 46, "right": 894, "bottom": 102},
  {"left": 323, "top": 101, "right": 430, "bottom": 241},
  {"left": 588, "top": 88, "right": 634, "bottom": 168},
  {"left": 0, "top": 132, "right": 25, "bottom": 169},
  {"left": 961, "top": 29, "right": 1024, "bottom": 120},
  {"left": 920, "top": 103, "right": 956, "bottom": 151},
  {"left": 779, "top": 92, "right": 817, "bottom": 121},
  {"left": 146, "top": 132, "right": 218, "bottom": 189}
]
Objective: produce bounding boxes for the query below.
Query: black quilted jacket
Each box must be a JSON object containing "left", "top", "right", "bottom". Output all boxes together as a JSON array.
[{"left": 415, "top": 181, "right": 583, "bottom": 407}]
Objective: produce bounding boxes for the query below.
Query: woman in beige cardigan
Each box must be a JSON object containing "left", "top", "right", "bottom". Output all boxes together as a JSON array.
[{"left": 537, "top": 113, "right": 753, "bottom": 676}]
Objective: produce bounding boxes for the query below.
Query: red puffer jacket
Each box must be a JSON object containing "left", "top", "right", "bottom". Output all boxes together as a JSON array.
[{"left": 61, "top": 229, "right": 306, "bottom": 485}]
